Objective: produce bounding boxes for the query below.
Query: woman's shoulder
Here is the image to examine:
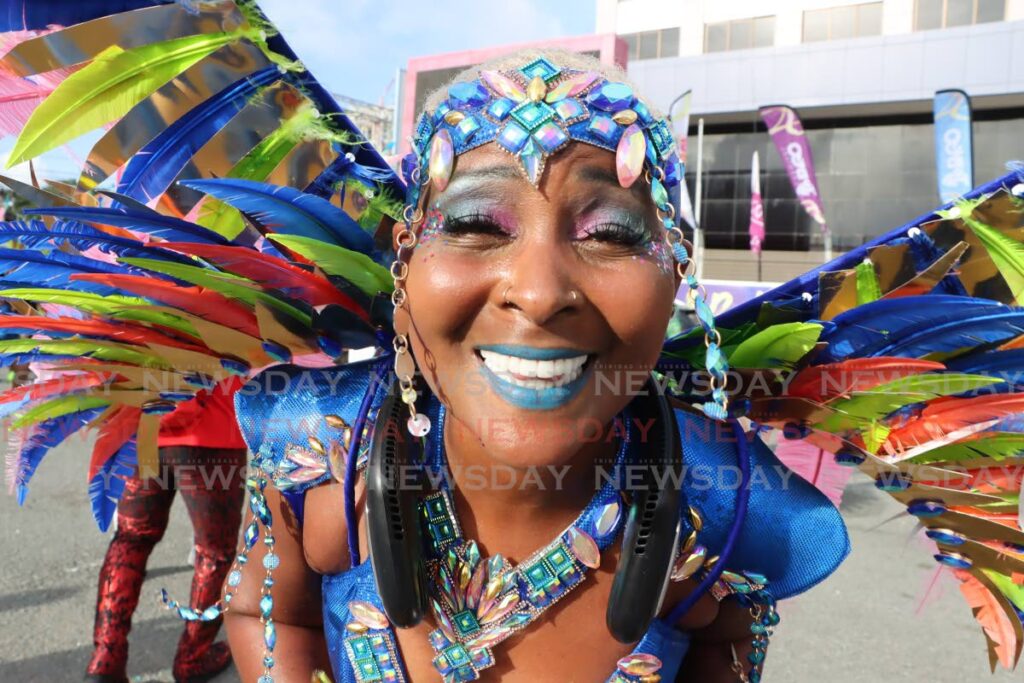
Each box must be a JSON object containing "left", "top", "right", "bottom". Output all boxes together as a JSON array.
[
  {"left": 234, "top": 358, "right": 388, "bottom": 496},
  {"left": 672, "top": 407, "right": 850, "bottom": 600}
]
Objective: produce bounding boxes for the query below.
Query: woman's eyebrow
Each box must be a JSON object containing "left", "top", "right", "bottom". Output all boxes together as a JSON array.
[
  {"left": 441, "top": 165, "right": 521, "bottom": 201},
  {"left": 576, "top": 165, "right": 651, "bottom": 202}
]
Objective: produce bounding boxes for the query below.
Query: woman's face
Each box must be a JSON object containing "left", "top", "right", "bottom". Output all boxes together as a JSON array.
[{"left": 396, "top": 141, "right": 679, "bottom": 467}]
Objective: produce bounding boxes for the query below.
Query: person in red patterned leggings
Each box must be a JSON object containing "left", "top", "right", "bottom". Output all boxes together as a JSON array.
[{"left": 85, "top": 378, "right": 248, "bottom": 683}]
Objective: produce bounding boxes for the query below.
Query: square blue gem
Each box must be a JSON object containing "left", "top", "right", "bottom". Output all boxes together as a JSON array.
[
  {"left": 424, "top": 496, "right": 447, "bottom": 518},
  {"left": 454, "top": 116, "right": 481, "bottom": 145},
  {"left": 497, "top": 122, "right": 530, "bottom": 153},
  {"left": 524, "top": 562, "right": 556, "bottom": 590},
  {"left": 444, "top": 643, "right": 471, "bottom": 666},
  {"left": 510, "top": 100, "right": 554, "bottom": 132},
  {"left": 545, "top": 546, "right": 574, "bottom": 575},
  {"left": 649, "top": 120, "right": 675, "bottom": 159},
  {"left": 357, "top": 660, "right": 382, "bottom": 681},
  {"left": 487, "top": 97, "right": 515, "bottom": 121},
  {"left": 519, "top": 57, "right": 561, "bottom": 83},
  {"left": 452, "top": 609, "right": 481, "bottom": 637},
  {"left": 587, "top": 114, "right": 619, "bottom": 144},
  {"left": 349, "top": 636, "right": 373, "bottom": 660},
  {"left": 553, "top": 98, "right": 586, "bottom": 122}
]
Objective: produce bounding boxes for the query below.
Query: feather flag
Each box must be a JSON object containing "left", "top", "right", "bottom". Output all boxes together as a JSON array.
[{"left": 749, "top": 150, "right": 765, "bottom": 254}]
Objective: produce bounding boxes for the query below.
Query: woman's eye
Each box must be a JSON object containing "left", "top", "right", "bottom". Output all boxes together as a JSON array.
[
  {"left": 442, "top": 214, "right": 512, "bottom": 237},
  {"left": 578, "top": 223, "right": 648, "bottom": 247}
]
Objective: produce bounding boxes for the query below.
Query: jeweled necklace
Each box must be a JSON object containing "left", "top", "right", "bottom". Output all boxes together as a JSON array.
[{"left": 419, "top": 406, "right": 631, "bottom": 681}]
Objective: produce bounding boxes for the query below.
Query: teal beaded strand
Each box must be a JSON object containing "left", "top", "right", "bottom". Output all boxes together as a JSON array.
[
  {"left": 732, "top": 590, "right": 779, "bottom": 682},
  {"left": 159, "top": 449, "right": 280, "bottom": 682},
  {"left": 648, "top": 166, "right": 730, "bottom": 420}
]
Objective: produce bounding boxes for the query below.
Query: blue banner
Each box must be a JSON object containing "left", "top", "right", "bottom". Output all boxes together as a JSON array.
[{"left": 933, "top": 89, "right": 974, "bottom": 203}]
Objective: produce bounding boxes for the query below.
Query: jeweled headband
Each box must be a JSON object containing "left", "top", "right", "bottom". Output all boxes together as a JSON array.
[{"left": 402, "top": 57, "right": 683, "bottom": 193}]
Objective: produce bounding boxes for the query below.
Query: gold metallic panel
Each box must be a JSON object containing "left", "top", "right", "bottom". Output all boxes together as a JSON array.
[
  {"left": 80, "top": 41, "right": 273, "bottom": 188},
  {"left": 262, "top": 138, "right": 335, "bottom": 199},
  {"left": 0, "top": 1, "right": 246, "bottom": 76}
]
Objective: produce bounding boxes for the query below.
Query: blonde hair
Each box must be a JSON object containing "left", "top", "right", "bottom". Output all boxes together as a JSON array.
[{"left": 421, "top": 47, "right": 663, "bottom": 121}]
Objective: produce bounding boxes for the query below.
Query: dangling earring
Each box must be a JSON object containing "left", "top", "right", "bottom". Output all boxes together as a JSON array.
[
  {"left": 393, "top": 158, "right": 431, "bottom": 437},
  {"left": 647, "top": 165, "right": 730, "bottom": 420}
]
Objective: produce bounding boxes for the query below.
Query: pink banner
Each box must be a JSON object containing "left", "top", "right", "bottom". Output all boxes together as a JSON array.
[
  {"left": 749, "top": 150, "right": 764, "bottom": 254},
  {"left": 759, "top": 105, "right": 827, "bottom": 233}
]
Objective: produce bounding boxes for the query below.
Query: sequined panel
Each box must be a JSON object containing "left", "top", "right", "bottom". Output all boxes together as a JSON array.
[{"left": 344, "top": 631, "right": 405, "bottom": 683}]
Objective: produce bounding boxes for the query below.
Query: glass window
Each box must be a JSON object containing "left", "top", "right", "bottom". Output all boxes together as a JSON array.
[
  {"left": 754, "top": 16, "right": 775, "bottom": 47},
  {"left": 976, "top": 0, "right": 1005, "bottom": 22},
  {"left": 622, "top": 32, "right": 637, "bottom": 60},
  {"left": 831, "top": 6, "right": 856, "bottom": 39},
  {"left": 731, "top": 19, "right": 753, "bottom": 49},
  {"left": 706, "top": 22, "right": 727, "bottom": 52},
  {"left": 916, "top": 0, "right": 944, "bottom": 29},
  {"left": 804, "top": 8, "right": 830, "bottom": 41},
  {"left": 946, "top": 0, "right": 973, "bottom": 25},
  {"left": 638, "top": 30, "right": 658, "bottom": 60},
  {"left": 661, "top": 27, "right": 680, "bottom": 57},
  {"left": 859, "top": 2, "right": 883, "bottom": 35}
]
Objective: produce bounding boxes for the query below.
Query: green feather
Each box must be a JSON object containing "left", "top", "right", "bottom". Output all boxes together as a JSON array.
[
  {"left": 855, "top": 260, "right": 882, "bottom": 305},
  {"left": 8, "top": 31, "right": 247, "bottom": 167},
  {"left": 727, "top": 322, "right": 822, "bottom": 368},
  {"left": 0, "top": 288, "right": 195, "bottom": 334},
  {"left": 12, "top": 395, "right": 112, "bottom": 429},
  {"left": 267, "top": 234, "right": 392, "bottom": 296},
  {"left": 0, "top": 338, "right": 169, "bottom": 369},
  {"left": 906, "top": 432, "right": 1024, "bottom": 465},
  {"left": 982, "top": 570, "right": 1024, "bottom": 613},
  {"left": 117, "top": 257, "right": 312, "bottom": 325}
]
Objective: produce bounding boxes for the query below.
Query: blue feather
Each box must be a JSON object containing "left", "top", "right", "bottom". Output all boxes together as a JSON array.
[
  {"left": 88, "top": 438, "right": 137, "bottom": 531},
  {"left": 0, "top": 248, "right": 135, "bottom": 294},
  {"left": 0, "top": 1, "right": 167, "bottom": 31},
  {"left": 13, "top": 406, "right": 106, "bottom": 504},
  {"left": 304, "top": 146, "right": 398, "bottom": 199},
  {"left": 871, "top": 310, "right": 1024, "bottom": 359},
  {"left": 24, "top": 207, "right": 230, "bottom": 244},
  {"left": 0, "top": 219, "right": 197, "bottom": 265},
  {"left": 118, "top": 66, "right": 282, "bottom": 203},
  {"left": 818, "top": 296, "right": 1003, "bottom": 361},
  {"left": 179, "top": 178, "right": 378, "bottom": 257}
]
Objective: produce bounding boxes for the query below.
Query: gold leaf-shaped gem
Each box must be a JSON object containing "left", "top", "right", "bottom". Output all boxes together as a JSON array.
[
  {"left": 681, "top": 530, "right": 697, "bottom": 555},
  {"left": 348, "top": 600, "right": 389, "bottom": 630},
  {"left": 308, "top": 435, "right": 326, "bottom": 456},
  {"left": 670, "top": 545, "right": 707, "bottom": 582},
  {"left": 690, "top": 506, "right": 703, "bottom": 533},
  {"left": 345, "top": 621, "right": 368, "bottom": 634},
  {"left": 328, "top": 441, "right": 346, "bottom": 484},
  {"left": 567, "top": 527, "right": 600, "bottom": 569},
  {"left": 527, "top": 74, "right": 546, "bottom": 102},
  {"left": 444, "top": 110, "right": 466, "bottom": 125},
  {"left": 612, "top": 109, "right": 638, "bottom": 125},
  {"left": 325, "top": 414, "right": 349, "bottom": 430}
]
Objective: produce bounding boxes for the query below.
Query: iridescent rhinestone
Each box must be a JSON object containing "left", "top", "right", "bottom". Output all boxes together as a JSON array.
[
  {"left": 261, "top": 340, "right": 291, "bottom": 362},
  {"left": 349, "top": 600, "right": 389, "bottom": 630},
  {"left": 448, "top": 81, "right": 489, "bottom": 108},
  {"left": 519, "top": 139, "right": 543, "bottom": 185},
  {"left": 227, "top": 569, "right": 242, "bottom": 587},
  {"left": 664, "top": 156, "right": 682, "bottom": 185},
  {"left": 875, "top": 474, "right": 912, "bottom": 492},
  {"left": 617, "top": 653, "right": 662, "bottom": 675},
  {"left": 907, "top": 499, "right": 946, "bottom": 517},
  {"left": 651, "top": 176, "right": 669, "bottom": 208},
  {"left": 453, "top": 115, "right": 481, "bottom": 146},
  {"left": 532, "top": 121, "right": 568, "bottom": 153},
  {"left": 264, "top": 619, "right": 277, "bottom": 650},
  {"left": 259, "top": 594, "right": 273, "bottom": 619},
  {"left": 634, "top": 100, "right": 653, "bottom": 124},
  {"left": 470, "top": 647, "right": 494, "bottom": 668},
  {"left": 934, "top": 551, "right": 972, "bottom": 569},
  {"left": 519, "top": 57, "right": 561, "bottom": 83},
  {"left": 244, "top": 521, "right": 259, "bottom": 549},
  {"left": 510, "top": 100, "right": 555, "bottom": 132},
  {"left": 496, "top": 122, "right": 530, "bottom": 153},
  {"left": 486, "top": 97, "right": 515, "bottom": 121},
  {"left": 594, "top": 499, "right": 621, "bottom": 538},
  {"left": 428, "top": 129, "right": 454, "bottom": 193},
  {"left": 553, "top": 97, "right": 586, "bottom": 122},
  {"left": 545, "top": 71, "right": 599, "bottom": 102},
  {"left": 616, "top": 123, "right": 646, "bottom": 188},
  {"left": 587, "top": 114, "right": 619, "bottom": 144},
  {"left": 587, "top": 82, "right": 635, "bottom": 112},
  {"left": 925, "top": 528, "right": 966, "bottom": 546},
  {"left": 567, "top": 526, "right": 600, "bottom": 569},
  {"left": 648, "top": 120, "right": 675, "bottom": 159},
  {"left": 480, "top": 70, "right": 526, "bottom": 101},
  {"left": 670, "top": 545, "right": 707, "bottom": 582}
]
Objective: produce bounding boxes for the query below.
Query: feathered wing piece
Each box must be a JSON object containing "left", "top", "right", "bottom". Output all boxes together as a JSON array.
[
  {"left": 0, "top": 1, "right": 403, "bottom": 530},
  {"left": 662, "top": 173, "right": 1024, "bottom": 671}
]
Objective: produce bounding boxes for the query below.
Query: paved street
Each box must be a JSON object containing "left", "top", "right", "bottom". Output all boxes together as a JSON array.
[{"left": 0, "top": 436, "right": 1018, "bottom": 682}]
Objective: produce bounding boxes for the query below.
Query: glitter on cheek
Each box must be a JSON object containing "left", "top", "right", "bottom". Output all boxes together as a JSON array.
[
  {"left": 644, "top": 237, "right": 673, "bottom": 276},
  {"left": 417, "top": 206, "right": 446, "bottom": 248}
]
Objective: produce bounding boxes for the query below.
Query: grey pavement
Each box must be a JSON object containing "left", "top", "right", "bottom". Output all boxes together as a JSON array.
[{"left": 0, "top": 437, "right": 1017, "bottom": 682}]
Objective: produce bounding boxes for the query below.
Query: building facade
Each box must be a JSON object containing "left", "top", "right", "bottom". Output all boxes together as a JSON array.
[{"left": 598, "top": 0, "right": 1024, "bottom": 279}]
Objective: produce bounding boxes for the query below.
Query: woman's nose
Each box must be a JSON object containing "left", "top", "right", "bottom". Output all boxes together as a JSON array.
[{"left": 499, "top": 240, "right": 580, "bottom": 326}]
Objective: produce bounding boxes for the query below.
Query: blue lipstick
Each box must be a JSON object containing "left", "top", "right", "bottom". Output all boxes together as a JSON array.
[
  {"left": 475, "top": 345, "right": 592, "bottom": 410},
  {"left": 475, "top": 344, "right": 589, "bottom": 360}
]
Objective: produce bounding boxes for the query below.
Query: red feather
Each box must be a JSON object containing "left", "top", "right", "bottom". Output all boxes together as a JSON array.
[
  {"left": 0, "top": 372, "right": 110, "bottom": 406},
  {"left": 88, "top": 405, "right": 141, "bottom": 482},
  {"left": 69, "top": 274, "right": 260, "bottom": 336},
  {"left": 0, "top": 316, "right": 207, "bottom": 352},
  {"left": 881, "top": 393, "right": 1024, "bottom": 457},
  {"left": 159, "top": 242, "right": 367, "bottom": 313},
  {"left": 786, "top": 358, "right": 946, "bottom": 401}
]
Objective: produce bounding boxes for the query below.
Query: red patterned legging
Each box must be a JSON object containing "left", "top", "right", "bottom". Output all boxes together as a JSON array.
[{"left": 86, "top": 446, "right": 246, "bottom": 678}]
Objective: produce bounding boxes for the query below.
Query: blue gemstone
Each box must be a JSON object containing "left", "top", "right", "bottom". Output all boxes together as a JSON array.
[
  {"left": 834, "top": 450, "right": 865, "bottom": 466},
  {"left": 260, "top": 594, "right": 273, "bottom": 619},
  {"left": 220, "top": 358, "right": 250, "bottom": 376},
  {"left": 907, "top": 499, "right": 946, "bottom": 517},
  {"left": 496, "top": 122, "right": 530, "bottom": 153},
  {"left": 317, "top": 334, "right": 342, "bottom": 358},
  {"left": 453, "top": 115, "right": 481, "bottom": 146},
  {"left": 532, "top": 121, "right": 568, "bottom": 153},
  {"left": 264, "top": 619, "right": 277, "bottom": 650},
  {"left": 587, "top": 114, "right": 619, "bottom": 144},
  {"left": 244, "top": 522, "right": 259, "bottom": 549},
  {"left": 448, "top": 81, "right": 489, "bottom": 108},
  {"left": 875, "top": 474, "right": 912, "bottom": 492},
  {"left": 263, "top": 553, "right": 280, "bottom": 570},
  {"left": 510, "top": 100, "right": 555, "bottom": 132},
  {"left": 634, "top": 100, "right": 653, "bottom": 124},
  {"left": 261, "top": 340, "right": 291, "bottom": 363},
  {"left": 487, "top": 97, "right": 515, "bottom": 121},
  {"left": 519, "top": 57, "right": 561, "bottom": 83},
  {"left": 263, "top": 656, "right": 275, "bottom": 668},
  {"left": 158, "top": 391, "right": 193, "bottom": 402},
  {"left": 258, "top": 676, "right": 273, "bottom": 683},
  {"left": 586, "top": 82, "right": 635, "bottom": 112},
  {"left": 925, "top": 528, "right": 966, "bottom": 546},
  {"left": 553, "top": 97, "right": 586, "bottom": 122},
  {"left": 934, "top": 552, "right": 972, "bottom": 569},
  {"left": 648, "top": 119, "right": 675, "bottom": 159},
  {"left": 201, "top": 605, "right": 221, "bottom": 620},
  {"left": 664, "top": 156, "right": 682, "bottom": 185}
]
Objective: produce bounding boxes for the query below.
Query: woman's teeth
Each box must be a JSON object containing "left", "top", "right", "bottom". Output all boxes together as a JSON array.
[{"left": 479, "top": 350, "right": 587, "bottom": 388}]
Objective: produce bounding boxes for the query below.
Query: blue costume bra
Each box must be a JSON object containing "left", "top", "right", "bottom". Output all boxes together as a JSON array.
[{"left": 236, "top": 360, "right": 850, "bottom": 682}]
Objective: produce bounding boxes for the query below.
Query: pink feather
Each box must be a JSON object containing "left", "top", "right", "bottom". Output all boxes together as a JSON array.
[
  {"left": 773, "top": 437, "right": 853, "bottom": 506},
  {"left": 0, "top": 28, "right": 78, "bottom": 136}
]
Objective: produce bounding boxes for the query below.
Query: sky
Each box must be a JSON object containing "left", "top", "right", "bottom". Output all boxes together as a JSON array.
[{"left": 257, "top": 0, "right": 598, "bottom": 104}]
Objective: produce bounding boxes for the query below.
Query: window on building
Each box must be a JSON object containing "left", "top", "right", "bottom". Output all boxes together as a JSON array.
[
  {"left": 619, "top": 28, "right": 681, "bottom": 61},
  {"left": 704, "top": 16, "right": 775, "bottom": 53},
  {"left": 803, "top": 3, "right": 883, "bottom": 42},
  {"left": 914, "top": 0, "right": 1004, "bottom": 30}
]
